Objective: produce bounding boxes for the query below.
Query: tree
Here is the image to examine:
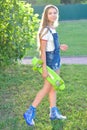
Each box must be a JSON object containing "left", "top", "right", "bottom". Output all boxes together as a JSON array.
[
  {"left": 61, "top": 0, "right": 87, "bottom": 4},
  {"left": 22, "top": 0, "right": 60, "bottom": 5},
  {"left": 36, "top": 0, "right": 60, "bottom": 5},
  {"left": 0, "top": 0, "right": 39, "bottom": 66}
]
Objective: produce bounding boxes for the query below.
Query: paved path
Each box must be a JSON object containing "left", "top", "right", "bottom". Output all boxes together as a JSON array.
[{"left": 21, "top": 56, "right": 87, "bottom": 65}]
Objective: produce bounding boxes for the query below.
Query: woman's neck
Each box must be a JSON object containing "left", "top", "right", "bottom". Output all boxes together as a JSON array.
[{"left": 48, "top": 23, "right": 55, "bottom": 29}]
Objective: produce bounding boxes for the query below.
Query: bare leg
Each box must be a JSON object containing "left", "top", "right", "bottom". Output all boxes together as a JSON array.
[
  {"left": 49, "top": 87, "right": 56, "bottom": 107},
  {"left": 49, "top": 69, "right": 60, "bottom": 107},
  {"left": 32, "top": 80, "right": 51, "bottom": 107},
  {"left": 32, "top": 69, "right": 60, "bottom": 108}
]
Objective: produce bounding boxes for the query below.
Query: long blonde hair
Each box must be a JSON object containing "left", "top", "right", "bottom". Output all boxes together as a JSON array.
[{"left": 37, "top": 5, "right": 59, "bottom": 52}]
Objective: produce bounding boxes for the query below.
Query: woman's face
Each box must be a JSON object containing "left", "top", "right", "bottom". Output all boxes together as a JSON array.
[{"left": 47, "top": 8, "right": 57, "bottom": 23}]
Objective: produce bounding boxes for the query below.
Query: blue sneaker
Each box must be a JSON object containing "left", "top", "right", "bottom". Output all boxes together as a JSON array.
[
  {"left": 23, "top": 106, "right": 36, "bottom": 126},
  {"left": 50, "top": 107, "right": 66, "bottom": 120}
]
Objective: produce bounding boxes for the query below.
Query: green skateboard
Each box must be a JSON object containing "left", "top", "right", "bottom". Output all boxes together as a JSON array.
[{"left": 32, "top": 57, "right": 65, "bottom": 91}]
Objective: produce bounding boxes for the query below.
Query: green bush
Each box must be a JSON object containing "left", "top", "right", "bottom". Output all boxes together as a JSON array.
[
  {"left": 0, "top": 0, "right": 39, "bottom": 66},
  {"left": 24, "top": 0, "right": 60, "bottom": 5},
  {"left": 36, "top": 0, "right": 60, "bottom": 5}
]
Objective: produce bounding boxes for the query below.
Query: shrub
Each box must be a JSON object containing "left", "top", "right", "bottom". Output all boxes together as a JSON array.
[{"left": 0, "top": 0, "right": 39, "bottom": 66}]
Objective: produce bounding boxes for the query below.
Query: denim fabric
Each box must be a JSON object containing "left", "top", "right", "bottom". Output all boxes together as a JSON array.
[
  {"left": 46, "top": 51, "right": 60, "bottom": 71},
  {"left": 52, "top": 33, "right": 60, "bottom": 50},
  {"left": 46, "top": 27, "right": 60, "bottom": 71}
]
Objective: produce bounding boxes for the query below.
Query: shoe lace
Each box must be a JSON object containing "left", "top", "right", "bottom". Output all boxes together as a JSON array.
[{"left": 27, "top": 107, "right": 36, "bottom": 120}]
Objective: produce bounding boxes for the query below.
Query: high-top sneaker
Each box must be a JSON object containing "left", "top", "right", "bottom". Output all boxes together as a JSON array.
[
  {"left": 50, "top": 107, "right": 66, "bottom": 120},
  {"left": 23, "top": 106, "right": 36, "bottom": 126}
]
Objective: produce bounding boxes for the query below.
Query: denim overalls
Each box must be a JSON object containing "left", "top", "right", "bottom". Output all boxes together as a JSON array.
[{"left": 46, "top": 28, "right": 60, "bottom": 71}]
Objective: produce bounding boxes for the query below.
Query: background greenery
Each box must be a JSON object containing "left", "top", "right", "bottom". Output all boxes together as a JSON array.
[
  {"left": 58, "top": 20, "right": 87, "bottom": 56},
  {"left": 26, "top": 20, "right": 87, "bottom": 57},
  {"left": 0, "top": 0, "right": 39, "bottom": 66},
  {"left": 1, "top": 0, "right": 87, "bottom": 66},
  {"left": 23, "top": 0, "right": 87, "bottom": 5},
  {"left": 0, "top": 64, "right": 87, "bottom": 130},
  {"left": 0, "top": 1, "right": 87, "bottom": 129}
]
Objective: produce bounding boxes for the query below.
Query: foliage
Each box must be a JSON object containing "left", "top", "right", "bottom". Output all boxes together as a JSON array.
[
  {"left": 0, "top": 64, "right": 87, "bottom": 129},
  {"left": 61, "top": 0, "right": 87, "bottom": 4},
  {"left": 22, "top": 0, "right": 60, "bottom": 5},
  {"left": 22, "top": 0, "right": 87, "bottom": 5},
  {"left": 36, "top": 0, "right": 60, "bottom": 5},
  {"left": 0, "top": 0, "right": 39, "bottom": 66}
]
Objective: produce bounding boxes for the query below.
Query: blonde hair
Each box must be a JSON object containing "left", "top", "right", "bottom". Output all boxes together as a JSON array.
[
  {"left": 37, "top": 5, "right": 59, "bottom": 52},
  {"left": 41, "top": 5, "right": 59, "bottom": 27}
]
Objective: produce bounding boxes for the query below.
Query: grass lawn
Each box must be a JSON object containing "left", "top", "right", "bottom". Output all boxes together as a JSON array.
[
  {"left": 0, "top": 64, "right": 87, "bottom": 130},
  {"left": 58, "top": 20, "right": 87, "bottom": 56},
  {"left": 26, "top": 20, "right": 87, "bottom": 57}
]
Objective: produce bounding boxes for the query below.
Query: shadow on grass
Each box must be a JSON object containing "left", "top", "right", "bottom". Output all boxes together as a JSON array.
[{"left": 51, "top": 120, "right": 64, "bottom": 130}]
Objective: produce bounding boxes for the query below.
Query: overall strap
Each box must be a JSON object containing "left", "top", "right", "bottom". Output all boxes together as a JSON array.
[
  {"left": 46, "top": 26, "right": 53, "bottom": 34},
  {"left": 46, "top": 26, "right": 59, "bottom": 50}
]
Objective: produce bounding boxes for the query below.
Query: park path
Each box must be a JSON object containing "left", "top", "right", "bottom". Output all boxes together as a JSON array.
[{"left": 21, "top": 56, "right": 87, "bottom": 65}]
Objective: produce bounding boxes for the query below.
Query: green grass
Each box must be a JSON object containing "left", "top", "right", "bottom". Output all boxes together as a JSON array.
[
  {"left": 0, "top": 64, "right": 87, "bottom": 130},
  {"left": 26, "top": 20, "right": 87, "bottom": 57},
  {"left": 58, "top": 20, "right": 87, "bottom": 56}
]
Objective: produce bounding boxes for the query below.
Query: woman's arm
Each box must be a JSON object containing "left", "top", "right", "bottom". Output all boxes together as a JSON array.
[{"left": 40, "top": 39, "right": 48, "bottom": 79}]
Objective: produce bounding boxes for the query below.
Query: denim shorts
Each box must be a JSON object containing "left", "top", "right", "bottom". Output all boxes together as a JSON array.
[{"left": 46, "top": 51, "right": 60, "bottom": 71}]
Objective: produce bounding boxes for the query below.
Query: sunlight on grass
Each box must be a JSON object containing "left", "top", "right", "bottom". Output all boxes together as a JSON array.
[
  {"left": 0, "top": 64, "right": 87, "bottom": 130},
  {"left": 58, "top": 20, "right": 87, "bottom": 56}
]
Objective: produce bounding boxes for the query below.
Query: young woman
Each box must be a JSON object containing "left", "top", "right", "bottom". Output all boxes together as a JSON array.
[{"left": 23, "top": 4, "right": 68, "bottom": 126}]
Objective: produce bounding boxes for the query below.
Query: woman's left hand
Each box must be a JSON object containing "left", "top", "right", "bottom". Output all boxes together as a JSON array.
[{"left": 60, "top": 44, "right": 68, "bottom": 51}]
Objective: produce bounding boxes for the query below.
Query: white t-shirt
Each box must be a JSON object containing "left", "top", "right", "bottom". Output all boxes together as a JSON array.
[{"left": 41, "top": 28, "right": 56, "bottom": 52}]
